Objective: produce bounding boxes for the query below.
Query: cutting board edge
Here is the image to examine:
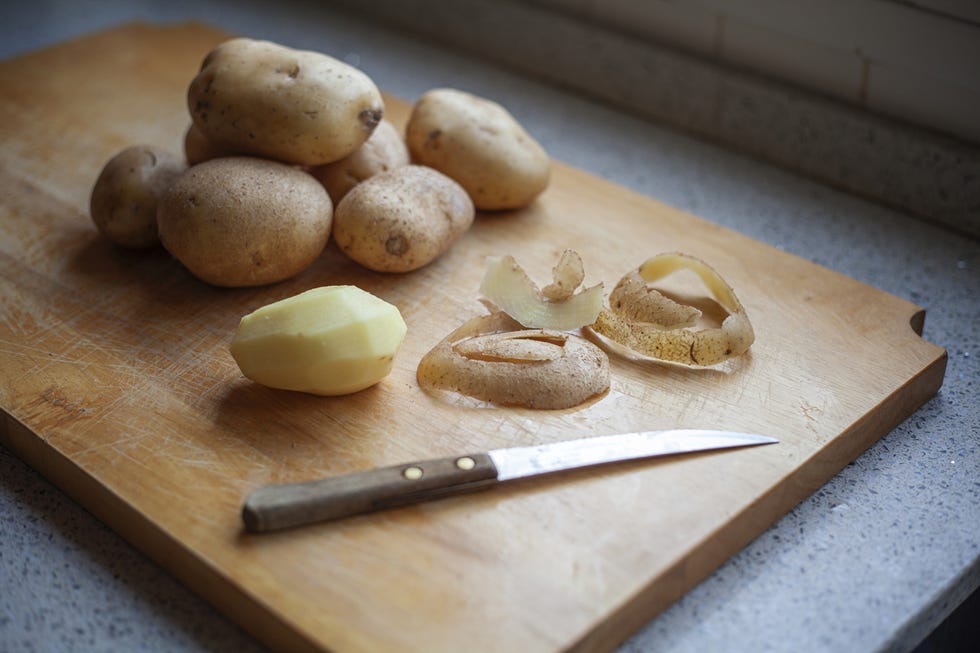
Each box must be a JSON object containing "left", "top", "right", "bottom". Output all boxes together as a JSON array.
[
  {"left": 0, "top": 410, "right": 320, "bottom": 653},
  {"left": 0, "top": 341, "right": 949, "bottom": 653},
  {"left": 0, "top": 20, "right": 956, "bottom": 653},
  {"left": 562, "top": 344, "right": 948, "bottom": 653}
]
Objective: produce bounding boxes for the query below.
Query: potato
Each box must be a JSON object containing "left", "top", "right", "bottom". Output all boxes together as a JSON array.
[
  {"left": 230, "top": 285, "right": 407, "bottom": 396},
  {"left": 333, "top": 165, "right": 474, "bottom": 273},
  {"left": 89, "top": 145, "right": 186, "bottom": 248},
  {"left": 183, "top": 123, "right": 239, "bottom": 165},
  {"left": 309, "top": 119, "right": 409, "bottom": 204},
  {"left": 187, "top": 38, "right": 384, "bottom": 166},
  {"left": 405, "top": 88, "right": 550, "bottom": 210},
  {"left": 156, "top": 157, "right": 332, "bottom": 287}
]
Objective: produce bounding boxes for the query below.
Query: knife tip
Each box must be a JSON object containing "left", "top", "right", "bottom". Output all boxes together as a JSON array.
[{"left": 750, "top": 434, "right": 780, "bottom": 444}]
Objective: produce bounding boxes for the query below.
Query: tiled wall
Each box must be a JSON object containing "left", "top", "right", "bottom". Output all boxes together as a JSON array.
[{"left": 529, "top": 0, "right": 980, "bottom": 146}]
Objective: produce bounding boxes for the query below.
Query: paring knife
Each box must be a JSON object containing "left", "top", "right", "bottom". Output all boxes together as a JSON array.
[{"left": 242, "top": 429, "right": 777, "bottom": 532}]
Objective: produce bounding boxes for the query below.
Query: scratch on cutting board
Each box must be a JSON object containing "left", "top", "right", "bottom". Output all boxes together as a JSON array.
[
  {"left": 0, "top": 337, "right": 78, "bottom": 370},
  {"left": 800, "top": 399, "right": 823, "bottom": 433},
  {"left": 572, "top": 556, "right": 610, "bottom": 599},
  {"left": 106, "top": 442, "right": 151, "bottom": 471},
  {"left": 37, "top": 385, "right": 91, "bottom": 418},
  {"left": 71, "top": 430, "right": 151, "bottom": 459}
]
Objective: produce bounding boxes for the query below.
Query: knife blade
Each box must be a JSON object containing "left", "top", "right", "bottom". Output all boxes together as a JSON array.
[{"left": 241, "top": 429, "right": 777, "bottom": 532}]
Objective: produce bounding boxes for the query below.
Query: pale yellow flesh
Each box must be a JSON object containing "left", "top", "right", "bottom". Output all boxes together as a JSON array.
[
  {"left": 590, "top": 252, "right": 754, "bottom": 367},
  {"left": 479, "top": 254, "right": 603, "bottom": 330},
  {"left": 230, "top": 286, "right": 407, "bottom": 395}
]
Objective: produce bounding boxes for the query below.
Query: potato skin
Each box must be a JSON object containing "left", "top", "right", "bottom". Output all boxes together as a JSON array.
[
  {"left": 183, "top": 123, "right": 239, "bottom": 165},
  {"left": 187, "top": 38, "right": 384, "bottom": 166},
  {"left": 405, "top": 88, "right": 550, "bottom": 210},
  {"left": 157, "top": 157, "right": 333, "bottom": 287},
  {"left": 333, "top": 165, "right": 474, "bottom": 273},
  {"left": 89, "top": 145, "right": 186, "bottom": 248},
  {"left": 309, "top": 119, "right": 409, "bottom": 204}
]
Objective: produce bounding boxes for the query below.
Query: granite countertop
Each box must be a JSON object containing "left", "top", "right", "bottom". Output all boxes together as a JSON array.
[{"left": 1, "top": 1, "right": 977, "bottom": 652}]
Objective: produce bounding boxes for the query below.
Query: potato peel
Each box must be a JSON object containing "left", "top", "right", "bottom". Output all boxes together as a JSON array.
[
  {"left": 589, "top": 252, "right": 754, "bottom": 367},
  {"left": 608, "top": 270, "right": 701, "bottom": 328},
  {"left": 417, "top": 311, "right": 610, "bottom": 409},
  {"left": 541, "top": 249, "right": 585, "bottom": 301},
  {"left": 479, "top": 252, "right": 603, "bottom": 330}
]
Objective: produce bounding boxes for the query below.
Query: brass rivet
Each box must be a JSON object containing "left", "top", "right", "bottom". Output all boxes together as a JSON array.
[
  {"left": 403, "top": 466, "right": 423, "bottom": 480},
  {"left": 456, "top": 456, "right": 476, "bottom": 471}
]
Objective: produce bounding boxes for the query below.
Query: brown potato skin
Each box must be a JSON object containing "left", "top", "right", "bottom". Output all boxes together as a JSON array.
[
  {"left": 157, "top": 157, "right": 333, "bottom": 287},
  {"left": 183, "top": 123, "right": 240, "bottom": 165},
  {"left": 89, "top": 145, "right": 186, "bottom": 248},
  {"left": 187, "top": 38, "right": 384, "bottom": 166},
  {"left": 333, "top": 165, "right": 473, "bottom": 273},
  {"left": 309, "top": 120, "right": 410, "bottom": 204},
  {"left": 405, "top": 88, "right": 550, "bottom": 211}
]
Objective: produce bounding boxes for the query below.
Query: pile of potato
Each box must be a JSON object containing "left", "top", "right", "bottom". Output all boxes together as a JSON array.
[{"left": 89, "top": 37, "right": 552, "bottom": 287}]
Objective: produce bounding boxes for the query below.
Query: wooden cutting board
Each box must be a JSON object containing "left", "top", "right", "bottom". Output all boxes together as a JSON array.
[{"left": 0, "top": 22, "right": 947, "bottom": 653}]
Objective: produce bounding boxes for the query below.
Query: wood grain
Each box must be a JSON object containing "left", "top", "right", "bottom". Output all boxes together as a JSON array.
[{"left": 0, "top": 22, "right": 947, "bottom": 653}]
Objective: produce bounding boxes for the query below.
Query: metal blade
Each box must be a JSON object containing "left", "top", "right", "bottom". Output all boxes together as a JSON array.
[{"left": 488, "top": 429, "right": 777, "bottom": 482}]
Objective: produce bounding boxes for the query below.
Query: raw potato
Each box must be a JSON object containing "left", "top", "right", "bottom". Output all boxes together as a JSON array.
[
  {"left": 309, "top": 119, "right": 410, "bottom": 204},
  {"left": 183, "top": 123, "right": 239, "bottom": 165},
  {"left": 187, "top": 37, "right": 384, "bottom": 166},
  {"left": 230, "top": 286, "right": 407, "bottom": 396},
  {"left": 156, "top": 157, "right": 333, "bottom": 287},
  {"left": 405, "top": 88, "right": 550, "bottom": 210},
  {"left": 333, "top": 165, "right": 474, "bottom": 272},
  {"left": 89, "top": 145, "right": 186, "bottom": 248}
]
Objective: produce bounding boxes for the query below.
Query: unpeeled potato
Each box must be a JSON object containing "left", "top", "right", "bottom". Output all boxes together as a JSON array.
[
  {"left": 156, "top": 157, "right": 332, "bottom": 287},
  {"left": 187, "top": 38, "right": 384, "bottom": 166},
  {"left": 405, "top": 88, "right": 550, "bottom": 210},
  {"left": 309, "top": 119, "right": 410, "bottom": 204},
  {"left": 89, "top": 145, "right": 186, "bottom": 248},
  {"left": 183, "top": 123, "right": 240, "bottom": 165},
  {"left": 332, "top": 165, "right": 474, "bottom": 273}
]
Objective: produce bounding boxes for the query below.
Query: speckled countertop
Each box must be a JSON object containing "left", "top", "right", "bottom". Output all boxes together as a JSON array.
[{"left": 1, "top": 1, "right": 978, "bottom": 652}]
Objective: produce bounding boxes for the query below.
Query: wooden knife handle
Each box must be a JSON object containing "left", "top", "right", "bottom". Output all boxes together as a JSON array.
[{"left": 242, "top": 453, "right": 498, "bottom": 532}]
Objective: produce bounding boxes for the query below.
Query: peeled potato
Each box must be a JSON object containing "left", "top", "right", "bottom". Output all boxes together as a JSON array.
[{"left": 230, "top": 286, "right": 407, "bottom": 395}]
